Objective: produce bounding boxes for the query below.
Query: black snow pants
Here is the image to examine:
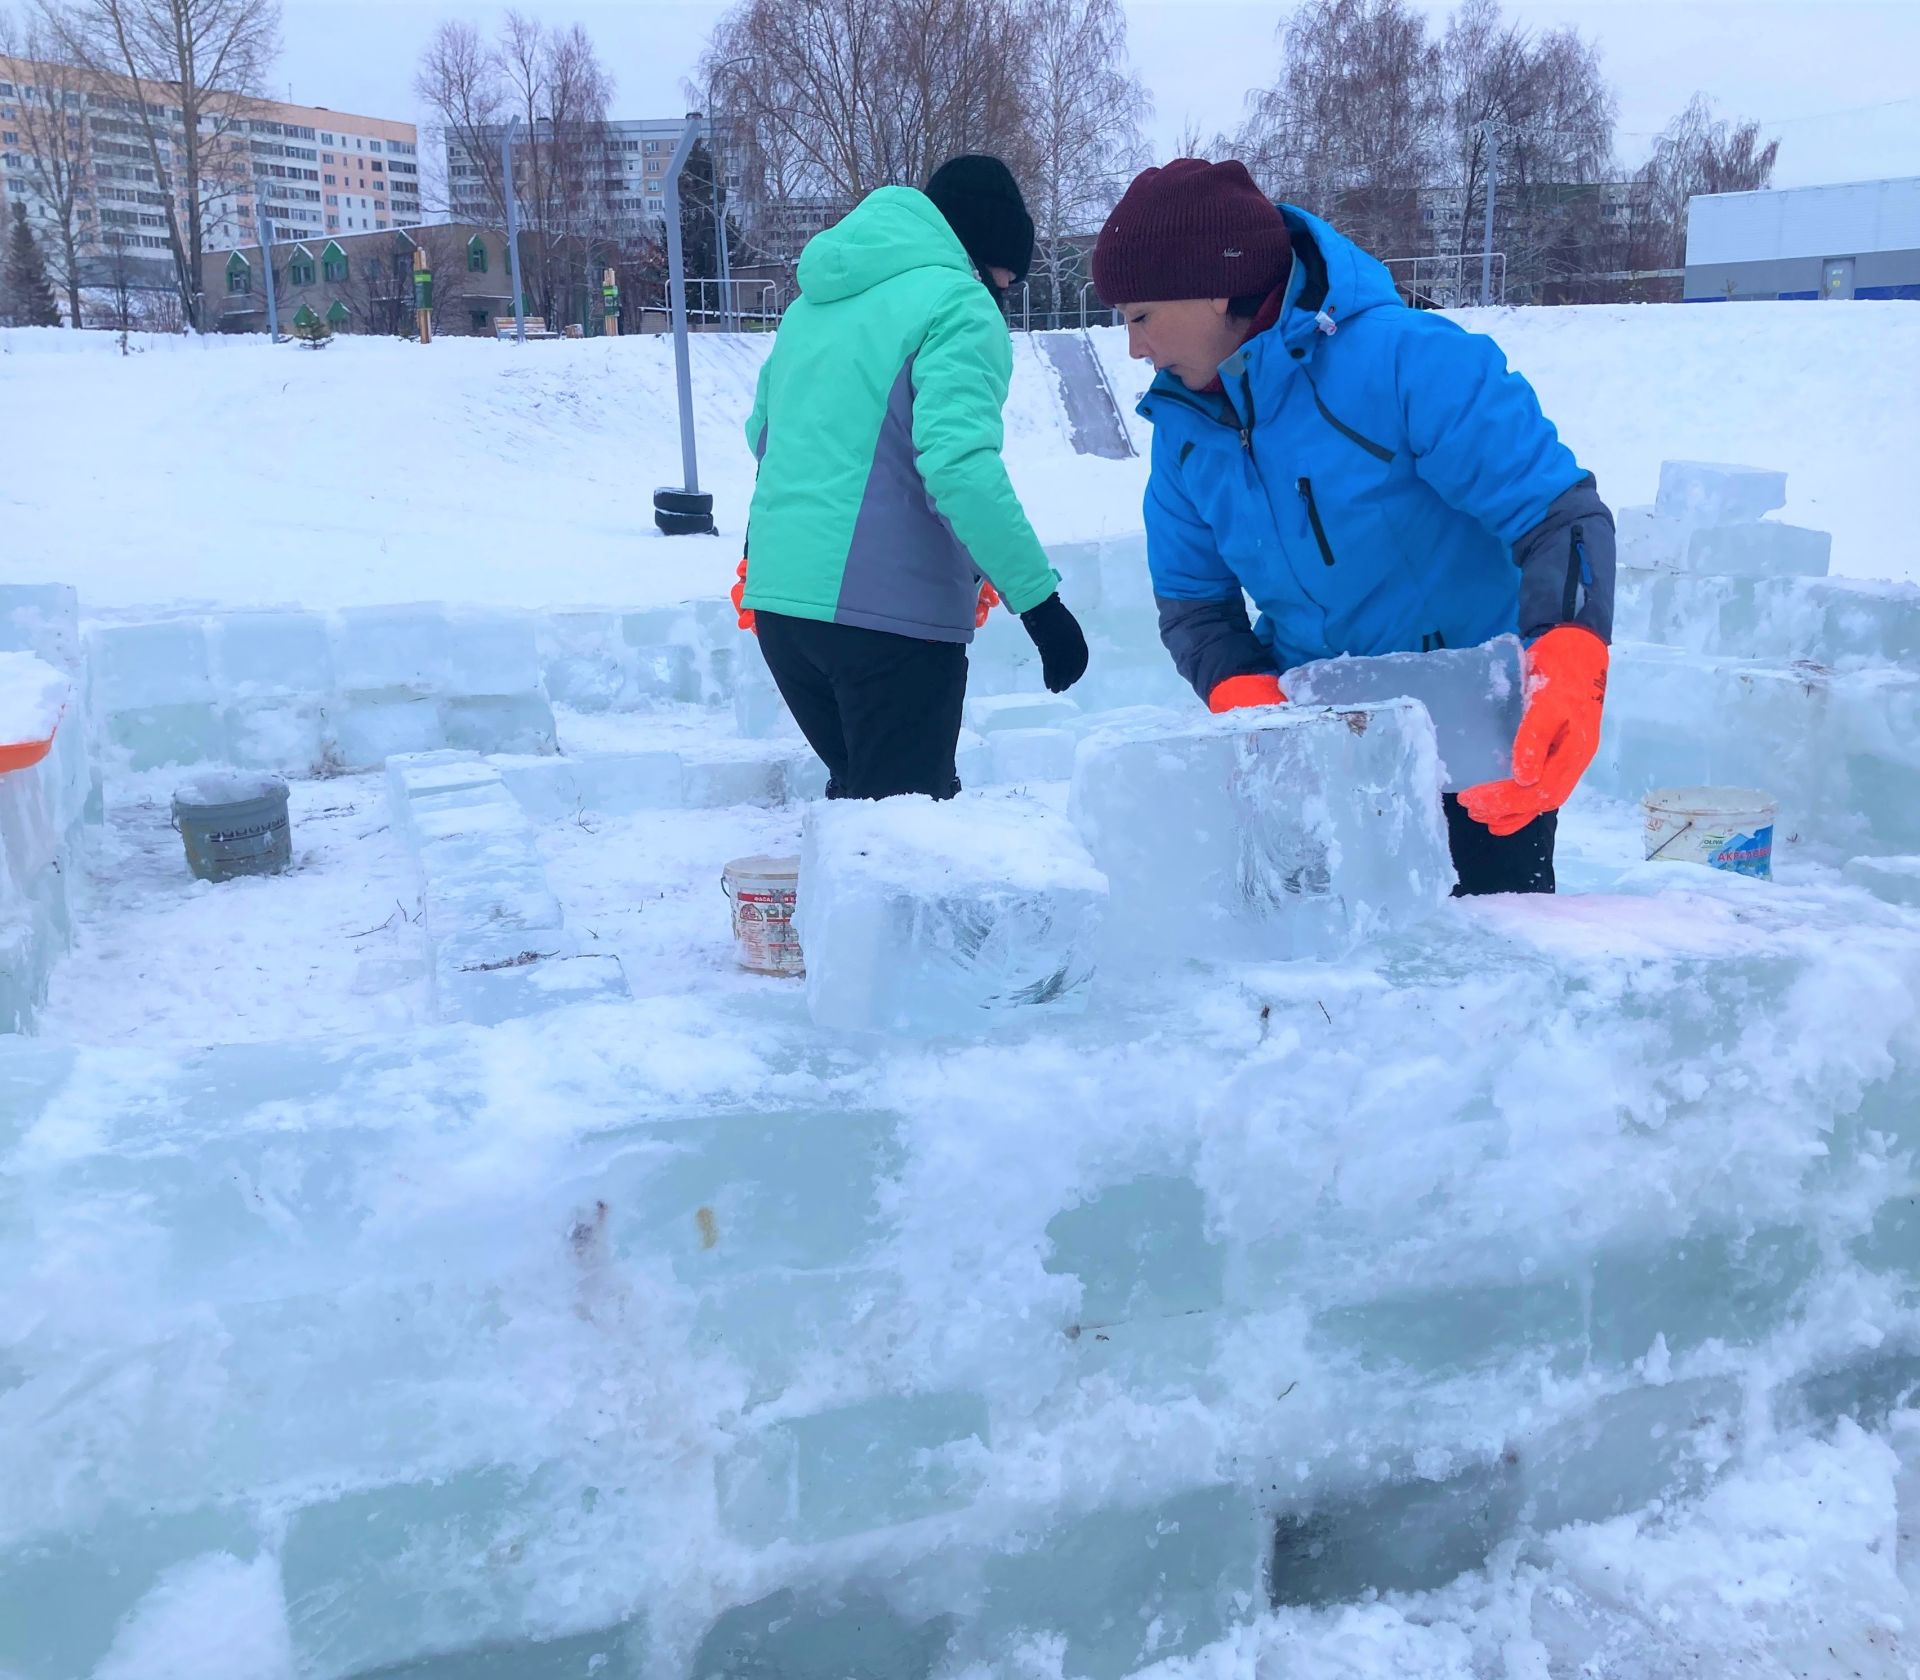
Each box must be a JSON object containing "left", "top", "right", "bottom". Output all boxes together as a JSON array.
[
  {"left": 1443, "top": 794, "right": 1557, "bottom": 895},
  {"left": 755, "top": 611, "right": 968, "bottom": 801}
]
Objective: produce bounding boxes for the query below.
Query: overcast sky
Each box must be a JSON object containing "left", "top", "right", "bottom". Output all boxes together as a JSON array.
[{"left": 278, "top": 0, "right": 1920, "bottom": 190}]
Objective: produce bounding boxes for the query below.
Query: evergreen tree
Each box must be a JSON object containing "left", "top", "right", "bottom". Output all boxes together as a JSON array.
[{"left": 3, "top": 202, "right": 62, "bottom": 328}]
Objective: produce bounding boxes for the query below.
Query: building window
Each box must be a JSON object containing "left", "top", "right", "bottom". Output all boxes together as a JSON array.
[
  {"left": 225, "top": 250, "right": 251, "bottom": 293},
  {"left": 327, "top": 299, "right": 350, "bottom": 328},
  {"left": 324, "top": 173, "right": 334, "bottom": 185},
  {"left": 470, "top": 309, "right": 489, "bottom": 335},
  {"left": 467, "top": 235, "right": 487, "bottom": 273},
  {"left": 321, "top": 240, "right": 347, "bottom": 282},
  {"left": 289, "top": 256, "right": 315, "bottom": 285}
]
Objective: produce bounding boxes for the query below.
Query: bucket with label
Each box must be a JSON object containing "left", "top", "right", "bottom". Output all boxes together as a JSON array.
[
  {"left": 1641, "top": 786, "right": 1776, "bottom": 880},
  {"left": 722, "top": 854, "right": 804, "bottom": 976},
  {"left": 172, "top": 771, "right": 293, "bottom": 882}
]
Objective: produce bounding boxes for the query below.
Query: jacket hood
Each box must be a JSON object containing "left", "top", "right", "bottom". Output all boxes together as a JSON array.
[{"left": 796, "top": 186, "right": 975, "bottom": 304}]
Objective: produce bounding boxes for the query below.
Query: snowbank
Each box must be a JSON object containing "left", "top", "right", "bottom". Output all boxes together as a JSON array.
[{"left": 2, "top": 299, "right": 1916, "bottom": 616}]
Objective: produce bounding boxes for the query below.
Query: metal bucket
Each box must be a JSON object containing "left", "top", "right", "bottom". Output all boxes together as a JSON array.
[
  {"left": 172, "top": 771, "right": 293, "bottom": 882},
  {"left": 1642, "top": 785, "right": 1776, "bottom": 880},
  {"left": 722, "top": 854, "right": 803, "bottom": 976}
]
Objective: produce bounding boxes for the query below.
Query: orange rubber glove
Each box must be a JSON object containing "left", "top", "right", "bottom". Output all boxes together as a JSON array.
[
  {"left": 975, "top": 580, "right": 1001, "bottom": 629},
  {"left": 1460, "top": 625, "right": 1609, "bottom": 837},
  {"left": 731, "top": 556, "right": 755, "bottom": 633},
  {"left": 1208, "top": 673, "right": 1287, "bottom": 713}
]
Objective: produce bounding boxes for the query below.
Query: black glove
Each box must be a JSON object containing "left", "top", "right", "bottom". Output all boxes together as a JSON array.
[{"left": 1020, "top": 593, "right": 1089, "bottom": 694}]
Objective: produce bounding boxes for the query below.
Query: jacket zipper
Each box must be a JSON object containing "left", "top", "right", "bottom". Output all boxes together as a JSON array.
[
  {"left": 1563, "top": 523, "right": 1588, "bottom": 620},
  {"left": 1297, "top": 477, "right": 1336, "bottom": 566}
]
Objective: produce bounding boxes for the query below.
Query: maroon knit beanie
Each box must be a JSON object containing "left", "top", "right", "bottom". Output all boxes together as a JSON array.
[{"left": 1092, "top": 159, "right": 1292, "bottom": 305}]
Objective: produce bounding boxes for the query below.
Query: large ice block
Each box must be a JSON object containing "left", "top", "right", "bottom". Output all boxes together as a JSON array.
[
  {"left": 331, "top": 604, "right": 454, "bottom": 695},
  {"left": 442, "top": 610, "right": 543, "bottom": 697},
  {"left": 796, "top": 792, "right": 1107, "bottom": 1034},
  {"left": 693, "top": 1588, "right": 949, "bottom": 1680},
  {"left": 1685, "top": 520, "right": 1831, "bottom": 579},
  {"left": 439, "top": 694, "right": 558, "bottom": 756},
  {"left": 1070, "top": 698, "right": 1453, "bottom": 966},
  {"left": 0, "top": 583, "right": 80, "bottom": 672},
  {"left": 1282, "top": 635, "right": 1524, "bottom": 793},
  {"left": 965, "top": 693, "right": 1082, "bottom": 735},
  {"left": 432, "top": 928, "right": 630, "bottom": 1025},
  {"left": 732, "top": 634, "right": 798, "bottom": 739},
  {"left": 988, "top": 726, "right": 1078, "bottom": 785},
  {"left": 206, "top": 610, "right": 333, "bottom": 699},
  {"left": 325, "top": 695, "right": 446, "bottom": 770},
  {"left": 537, "top": 611, "right": 631, "bottom": 711},
  {"left": 1655, "top": 461, "right": 1787, "bottom": 525},
  {"left": 87, "top": 618, "right": 214, "bottom": 712}
]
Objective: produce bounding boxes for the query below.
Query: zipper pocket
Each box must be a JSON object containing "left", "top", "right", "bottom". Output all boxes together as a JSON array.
[
  {"left": 1297, "top": 477, "right": 1336, "bottom": 566},
  {"left": 1563, "top": 523, "right": 1587, "bottom": 620}
]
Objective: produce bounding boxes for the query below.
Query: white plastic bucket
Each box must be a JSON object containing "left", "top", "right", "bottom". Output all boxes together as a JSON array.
[
  {"left": 723, "top": 854, "right": 804, "bottom": 976},
  {"left": 1641, "top": 786, "right": 1777, "bottom": 879}
]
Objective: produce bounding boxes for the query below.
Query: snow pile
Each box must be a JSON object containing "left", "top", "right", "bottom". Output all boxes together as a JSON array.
[{"left": 0, "top": 652, "right": 69, "bottom": 749}]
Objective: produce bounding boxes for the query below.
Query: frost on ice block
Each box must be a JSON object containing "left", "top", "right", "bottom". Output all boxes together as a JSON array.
[
  {"left": 795, "top": 791, "right": 1107, "bottom": 1034},
  {"left": 1281, "top": 635, "right": 1524, "bottom": 793},
  {"left": 1070, "top": 698, "right": 1453, "bottom": 966}
]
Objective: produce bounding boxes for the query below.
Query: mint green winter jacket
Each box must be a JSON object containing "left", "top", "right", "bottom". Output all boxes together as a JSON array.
[{"left": 741, "top": 186, "right": 1057, "bottom": 641}]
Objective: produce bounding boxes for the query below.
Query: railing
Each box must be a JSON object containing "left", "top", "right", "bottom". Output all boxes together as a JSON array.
[{"left": 1378, "top": 251, "right": 1507, "bottom": 308}]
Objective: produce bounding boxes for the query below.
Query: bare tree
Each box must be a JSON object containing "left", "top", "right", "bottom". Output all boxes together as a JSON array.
[
  {"left": 1019, "top": 0, "right": 1148, "bottom": 324},
  {"left": 99, "top": 223, "right": 135, "bottom": 335},
  {"left": 1238, "top": 0, "right": 1443, "bottom": 262},
  {"left": 1640, "top": 92, "right": 1779, "bottom": 269},
  {"left": 41, "top": 0, "right": 279, "bottom": 331},
  {"left": 0, "top": 12, "right": 94, "bottom": 323},
  {"left": 413, "top": 10, "right": 614, "bottom": 326}
]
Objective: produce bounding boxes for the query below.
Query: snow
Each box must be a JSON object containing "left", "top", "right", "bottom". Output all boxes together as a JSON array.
[
  {"left": 5, "top": 300, "right": 1919, "bottom": 621},
  {"left": 0, "top": 651, "right": 68, "bottom": 746},
  {"left": 6, "top": 299, "right": 1920, "bottom": 1678}
]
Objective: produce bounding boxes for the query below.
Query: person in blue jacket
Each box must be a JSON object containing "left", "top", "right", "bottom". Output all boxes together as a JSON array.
[{"left": 1091, "top": 158, "right": 1616, "bottom": 895}]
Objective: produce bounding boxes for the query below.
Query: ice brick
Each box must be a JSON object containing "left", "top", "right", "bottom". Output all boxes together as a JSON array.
[
  {"left": 421, "top": 862, "right": 563, "bottom": 943},
  {"left": 1518, "top": 1377, "right": 1739, "bottom": 1532},
  {"left": 88, "top": 618, "right": 213, "bottom": 711},
  {"left": 988, "top": 726, "right": 1078, "bottom": 785},
  {"left": 1588, "top": 1225, "right": 1819, "bottom": 1365},
  {"left": 207, "top": 610, "right": 332, "bottom": 698},
  {"left": 680, "top": 747, "right": 786, "bottom": 809},
  {"left": 362, "top": 1624, "right": 646, "bottom": 1680},
  {"left": 326, "top": 695, "right": 446, "bottom": 770},
  {"left": 591, "top": 1107, "right": 903, "bottom": 1280},
  {"left": 223, "top": 699, "right": 327, "bottom": 772},
  {"left": 1272, "top": 1457, "right": 1516, "bottom": 1605},
  {"left": 0, "top": 1506, "right": 260, "bottom": 1680},
  {"left": 716, "top": 1390, "right": 989, "bottom": 1543},
  {"left": 106, "top": 701, "right": 225, "bottom": 770},
  {"left": 537, "top": 611, "right": 630, "bottom": 711},
  {"left": 733, "top": 635, "right": 798, "bottom": 739},
  {"left": 432, "top": 928, "right": 630, "bottom": 1026},
  {"left": 440, "top": 694, "right": 558, "bottom": 756},
  {"left": 796, "top": 792, "right": 1107, "bottom": 1035},
  {"left": 966, "top": 693, "right": 1082, "bottom": 735},
  {"left": 1846, "top": 855, "right": 1920, "bottom": 909},
  {"left": 1685, "top": 520, "right": 1831, "bottom": 579},
  {"left": 331, "top": 604, "right": 453, "bottom": 695},
  {"left": 1044, "top": 1175, "right": 1224, "bottom": 1327},
  {"left": 496, "top": 752, "right": 684, "bottom": 821},
  {"left": 0, "top": 583, "right": 80, "bottom": 672},
  {"left": 628, "top": 642, "right": 699, "bottom": 704},
  {"left": 281, "top": 1468, "right": 632, "bottom": 1680},
  {"left": 974, "top": 1485, "right": 1264, "bottom": 1678},
  {"left": 692, "top": 1588, "right": 949, "bottom": 1680},
  {"left": 1311, "top": 1274, "right": 1586, "bottom": 1377},
  {"left": 443, "top": 610, "right": 542, "bottom": 696},
  {"left": 1616, "top": 504, "right": 1689, "bottom": 569},
  {"left": 1655, "top": 460, "right": 1787, "bottom": 525},
  {"left": 386, "top": 750, "right": 493, "bottom": 810},
  {"left": 1070, "top": 699, "right": 1453, "bottom": 966},
  {"left": 1282, "top": 635, "right": 1525, "bottom": 793}
]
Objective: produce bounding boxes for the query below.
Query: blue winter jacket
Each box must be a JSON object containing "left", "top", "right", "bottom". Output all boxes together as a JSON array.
[{"left": 1142, "top": 206, "right": 1614, "bottom": 700}]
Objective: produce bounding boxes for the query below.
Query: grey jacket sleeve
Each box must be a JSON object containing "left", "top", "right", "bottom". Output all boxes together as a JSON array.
[
  {"left": 1157, "top": 594, "right": 1278, "bottom": 704},
  {"left": 1515, "top": 474, "right": 1616, "bottom": 643}
]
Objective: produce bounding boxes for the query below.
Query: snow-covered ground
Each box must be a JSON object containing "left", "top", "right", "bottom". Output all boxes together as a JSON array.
[
  {"left": 3, "top": 300, "right": 1917, "bottom": 616},
  {"left": 6, "top": 304, "right": 1920, "bottom": 1680}
]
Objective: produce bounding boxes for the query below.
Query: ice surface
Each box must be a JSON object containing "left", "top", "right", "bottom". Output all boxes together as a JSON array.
[
  {"left": 1282, "top": 635, "right": 1524, "bottom": 793},
  {"left": 223, "top": 699, "right": 327, "bottom": 772},
  {"left": 440, "top": 694, "right": 558, "bottom": 756},
  {"left": 1847, "top": 854, "right": 1920, "bottom": 908},
  {"left": 87, "top": 619, "right": 213, "bottom": 712},
  {"left": 732, "top": 634, "right": 798, "bottom": 739},
  {"left": 330, "top": 604, "right": 453, "bottom": 695},
  {"left": 1070, "top": 698, "right": 1454, "bottom": 966},
  {"left": 692, "top": 1588, "right": 948, "bottom": 1680},
  {"left": 1655, "top": 460, "right": 1787, "bottom": 525},
  {"left": 206, "top": 610, "right": 333, "bottom": 699},
  {"left": 796, "top": 792, "right": 1107, "bottom": 1034},
  {"left": 106, "top": 701, "right": 225, "bottom": 771},
  {"left": 988, "top": 725, "right": 1078, "bottom": 785},
  {"left": 1044, "top": 1175, "right": 1224, "bottom": 1326},
  {"left": 432, "top": 928, "right": 630, "bottom": 1025},
  {"left": 628, "top": 642, "right": 699, "bottom": 705},
  {"left": 497, "top": 752, "right": 686, "bottom": 820},
  {"left": 537, "top": 611, "right": 632, "bottom": 711}
]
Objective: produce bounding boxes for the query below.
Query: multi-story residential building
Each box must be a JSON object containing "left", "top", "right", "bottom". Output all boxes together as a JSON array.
[
  {"left": 445, "top": 114, "right": 741, "bottom": 252},
  {"left": 0, "top": 55, "right": 417, "bottom": 295}
]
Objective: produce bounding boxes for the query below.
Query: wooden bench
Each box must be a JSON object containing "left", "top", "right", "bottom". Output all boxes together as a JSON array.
[{"left": 494, "top": 315, "right": 560, "bottom": 340}]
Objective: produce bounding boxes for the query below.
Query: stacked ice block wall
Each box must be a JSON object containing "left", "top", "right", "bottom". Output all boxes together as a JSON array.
[{"left": 1596, "top": 461, "right": 1920, "bottom": 860}]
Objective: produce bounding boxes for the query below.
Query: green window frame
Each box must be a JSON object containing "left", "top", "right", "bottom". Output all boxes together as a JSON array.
[
  {"left": 288, "top": 259, "right": 315, "bottom": 286},
  {"left": 225, "top": 250, "right": 250, "bottom": 294},
  {"left": 320, "top": 239, "right": 347, "bottom": 283},
  {"left": 326, "top": 299, "right": 350, "bottom": 326},
  {"left": 467, "top": 235, "right": 487, "bottom": 274}
]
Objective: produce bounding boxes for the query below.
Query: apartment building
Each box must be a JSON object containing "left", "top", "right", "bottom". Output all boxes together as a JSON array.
[
  {"left": 446, "top": 114, "right": 741, "bottom": 251},
  {"left": 0, "top": 55, "right": 416, "bottom": 292}
]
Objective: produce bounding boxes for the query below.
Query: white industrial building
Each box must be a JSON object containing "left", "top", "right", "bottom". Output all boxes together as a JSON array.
[{"left": 1684, "top": 176, "right": 1920, "bottom": 301}]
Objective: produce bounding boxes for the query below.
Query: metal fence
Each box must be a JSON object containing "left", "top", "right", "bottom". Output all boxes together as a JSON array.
[{"left": 1378, "top": 252, "right": 1508, "bottom": 309}]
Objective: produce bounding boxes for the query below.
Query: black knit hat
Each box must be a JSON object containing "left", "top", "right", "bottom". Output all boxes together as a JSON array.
[{"left": 926, "top": 155, "right": 1034, "bottom": 284}]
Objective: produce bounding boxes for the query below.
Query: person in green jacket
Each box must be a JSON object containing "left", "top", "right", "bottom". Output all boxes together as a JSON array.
[{"left": 739, "top": 155, "right": 1088, "bottom": 800}]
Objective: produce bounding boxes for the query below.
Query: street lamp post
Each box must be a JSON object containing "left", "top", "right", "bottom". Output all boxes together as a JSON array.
[
  {"left": 653, "top": 114, "right": 715, "bottom": 536},
  {"left": 502, "top": 116, "right": 527, "bottom": 344}
]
